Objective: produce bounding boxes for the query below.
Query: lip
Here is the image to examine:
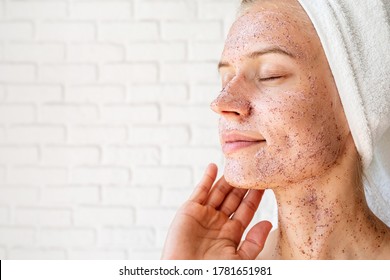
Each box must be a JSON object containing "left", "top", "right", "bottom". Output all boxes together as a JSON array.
[{"left": 221, "top": 132, "right": 266, "bottom": 154}]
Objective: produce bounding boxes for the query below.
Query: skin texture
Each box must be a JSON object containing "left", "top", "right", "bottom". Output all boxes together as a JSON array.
[
  {"left": 213, "top": 2, "right": 348, "bottom": 189},
  {"left": 162, "top": 0, "right": 390, "bottom": 259}
]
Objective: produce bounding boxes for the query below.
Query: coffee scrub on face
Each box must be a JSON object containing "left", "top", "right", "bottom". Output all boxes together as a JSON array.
[{"left": 212, "top": 2, "right": 349, "bottom": 190}]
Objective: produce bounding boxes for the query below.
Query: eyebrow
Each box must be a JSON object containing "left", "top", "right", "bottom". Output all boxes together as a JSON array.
[{"left": 218, "top": 47, "right": 294, "bottom": 71}]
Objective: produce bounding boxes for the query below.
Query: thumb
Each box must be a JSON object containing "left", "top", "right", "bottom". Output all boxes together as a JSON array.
[{"left": 237, "top": 220, "right": 272, "bottom": 260}]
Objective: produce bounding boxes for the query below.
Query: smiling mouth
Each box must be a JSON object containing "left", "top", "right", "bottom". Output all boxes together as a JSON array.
[{"left": 222, "top": 140, "right": 266, "bottom": 154}]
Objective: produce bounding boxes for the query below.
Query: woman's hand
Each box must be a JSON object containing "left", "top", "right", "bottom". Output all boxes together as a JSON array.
[{"left": 161, "top": 163, "right": 272, "bottom": 260}]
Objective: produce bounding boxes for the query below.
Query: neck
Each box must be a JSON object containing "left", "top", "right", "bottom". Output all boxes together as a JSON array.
[{"left": 270, "top": 136, "right": 390, "bottom": 259}]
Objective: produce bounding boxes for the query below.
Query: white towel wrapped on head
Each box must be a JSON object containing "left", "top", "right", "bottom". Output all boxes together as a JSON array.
[{"left": 297, "top": 0, "right": 390, "bottom": 225}]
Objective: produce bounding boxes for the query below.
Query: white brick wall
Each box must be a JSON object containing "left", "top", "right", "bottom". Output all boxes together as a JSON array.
[{"left": 0, "top": 0, "right": 277, "bottom": 259}]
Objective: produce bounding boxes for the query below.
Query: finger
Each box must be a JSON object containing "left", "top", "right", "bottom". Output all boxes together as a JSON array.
[
  {"left": 231, "top": 189, "right": 264, "bottom": 229},
  {"left": 237, "top": 221, "right": 272, "bottom": 260},
  {"left": 189, "top": 163, "right": 218, "bottom": 204},
  {"left": 218, "top": 187, "right": 248, "bottom": 217},
  {"left": 205, "top": 176, "right": 234, "bottom": 208}
]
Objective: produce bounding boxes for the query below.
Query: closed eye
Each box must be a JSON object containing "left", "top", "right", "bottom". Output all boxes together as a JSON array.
[{"left": 259, "top": 76, "right": 283, "bottom": 81}]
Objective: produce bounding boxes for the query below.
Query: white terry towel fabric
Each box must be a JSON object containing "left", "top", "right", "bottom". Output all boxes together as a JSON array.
[{"left": 297, "top": 0, "right": 390, "bottom": 225}]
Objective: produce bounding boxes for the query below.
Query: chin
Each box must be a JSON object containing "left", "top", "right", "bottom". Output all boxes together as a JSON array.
[
  {"left": 223, "top": 150, "right": 340, "bottom": 191},
  {"left": 223, "top": 155, "right": 310, "bottom": 190},
  {"left": 223, "top": 160, "right": 269, "bottom": 190}
]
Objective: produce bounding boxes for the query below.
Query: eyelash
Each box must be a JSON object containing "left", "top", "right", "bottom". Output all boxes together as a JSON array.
[
  {"left": 220, "top": 75, "right": 284, "bottom": 92},
  {"left": 259, "top": 76, "right": 283, "bottom": 81}
]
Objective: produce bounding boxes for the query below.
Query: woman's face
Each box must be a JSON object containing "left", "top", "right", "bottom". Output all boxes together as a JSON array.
[{"left": 211, "top": 0, "right": 350, "bottom": 189}]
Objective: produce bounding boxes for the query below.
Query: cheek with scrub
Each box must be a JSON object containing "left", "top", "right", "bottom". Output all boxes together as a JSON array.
[{"left": 223, "top": 81, "right": 344, "bottom": 189}]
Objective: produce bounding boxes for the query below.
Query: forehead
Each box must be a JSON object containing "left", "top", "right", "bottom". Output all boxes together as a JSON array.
[{"left": 222, "top": 6, "right": 319, "bottom": 60}]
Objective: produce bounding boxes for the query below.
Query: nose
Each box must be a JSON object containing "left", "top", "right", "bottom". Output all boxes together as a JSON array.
[{"left": 210, "top": 78, "right": 251, "bottom": 120}]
